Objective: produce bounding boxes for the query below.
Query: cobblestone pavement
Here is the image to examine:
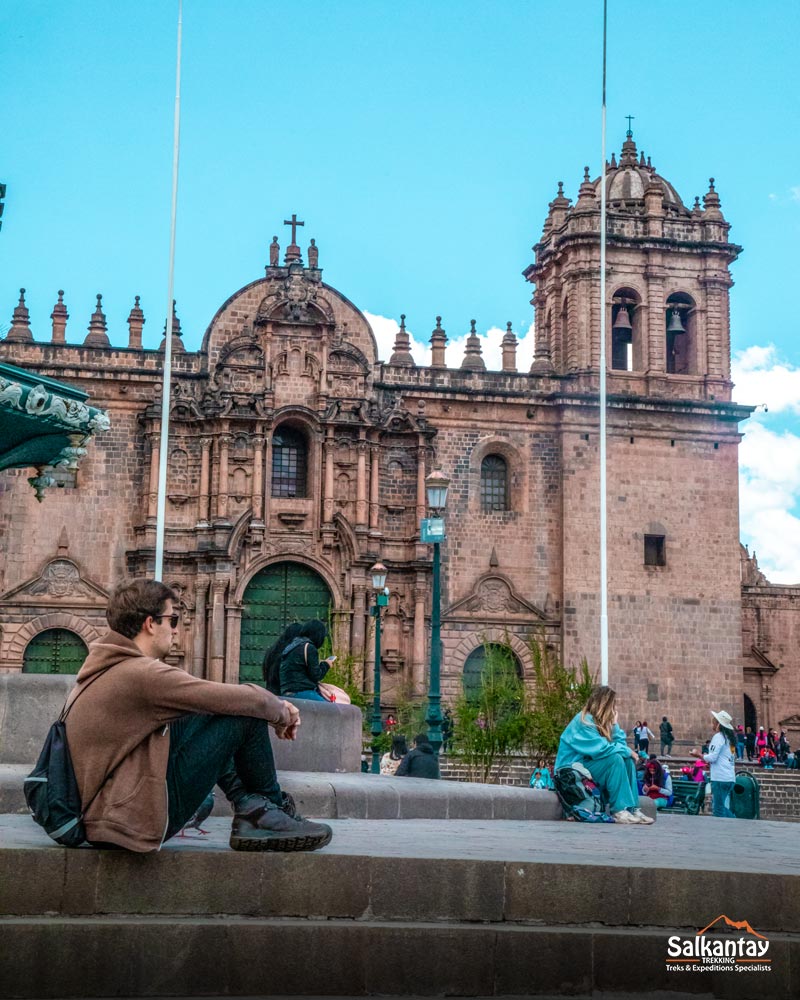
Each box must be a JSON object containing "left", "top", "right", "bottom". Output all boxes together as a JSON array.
[{"left": 2, "top": 811, "right": 798, "bottom": 875}]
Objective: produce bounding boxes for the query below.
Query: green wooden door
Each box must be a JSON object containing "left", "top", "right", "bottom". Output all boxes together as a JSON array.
[
  {"left": 239, "top": 562, "right": 332, "bottom": 683},
  {"left": 22, "top": 628, "right": 88, "bottom": 674}
]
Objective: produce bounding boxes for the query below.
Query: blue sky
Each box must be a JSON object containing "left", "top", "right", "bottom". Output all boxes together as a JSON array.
[{"left": 2, "top": 1, "right": 799, "bottom": 581}]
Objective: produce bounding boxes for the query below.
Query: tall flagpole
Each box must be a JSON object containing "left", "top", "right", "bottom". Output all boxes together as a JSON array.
[
  {"left": 155, "top": 0, "right": 183, "bottom": 581},
  {"left": 599, "top": 0, "right": 609, "bottom": 685}
]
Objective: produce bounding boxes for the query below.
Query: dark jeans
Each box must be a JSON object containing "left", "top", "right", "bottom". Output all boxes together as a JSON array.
[{"left": 164, "top": 714, "right": 282, "bottom": 841}]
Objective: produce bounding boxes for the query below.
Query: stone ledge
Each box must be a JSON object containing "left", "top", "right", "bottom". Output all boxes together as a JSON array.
[{"left": 0, "top": 917, "right": 797, "bottom": 1000}]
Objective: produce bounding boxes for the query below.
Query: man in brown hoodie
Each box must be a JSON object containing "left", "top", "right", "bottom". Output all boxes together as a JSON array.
[{"left": 65, "top": 579, "right": 332, "bottom": 853}]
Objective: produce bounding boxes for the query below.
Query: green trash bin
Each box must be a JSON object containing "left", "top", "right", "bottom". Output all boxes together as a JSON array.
[{"left": 731, "top": 772, "right": 760, "bottom": 819}]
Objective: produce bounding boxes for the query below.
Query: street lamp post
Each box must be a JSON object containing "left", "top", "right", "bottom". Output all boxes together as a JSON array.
[
  {"left": 422, "top": 468, "right": 450, "bottom": 753},
  {"left": 369, "top": 561, "right": 389, "bottom": 774}
]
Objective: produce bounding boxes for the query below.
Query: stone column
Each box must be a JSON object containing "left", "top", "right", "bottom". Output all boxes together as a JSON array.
[
  {"left": 192, "top": 577, "right": 209, "bottom": 677},
  {"left": 216, "top": 434, "right": 231, "bottom": 522},
  {"left": 208, "top": 580, "right": 227, "bottom": 682},
  {"left": 356, "top": 432, "right": 368, "bottom": 527},
  {"left": 263, "top": 432, "right": 273, "bottom": 526},
  {"left": 350, "top": 583, "right": 367, "bottom": 691},
  {"left": 413, "top": 572, "right": 427, "bottom": 695},
  {"left": 224, "top": 605, "right": 242, "bottom": 684},
  {"left": 647, "top": 274, "right": 665, "bottom": 372},
  {"left": 369, "top": 439, "right": 380, "bottom": 530},
  {"left": 416, "top": 436, "right": 427, "bottom": 527},
  {"left": 323, "top": 427, "right": 335, "bottom": 523},
  {"left": 147, "top": 431, "right": 160, "bottom": 521},
  {"left": 251, "top": 434, "right": 265, "bottom": 521},
  {"left": 197, "top": 437, "right": 211, "bottom": 525}
]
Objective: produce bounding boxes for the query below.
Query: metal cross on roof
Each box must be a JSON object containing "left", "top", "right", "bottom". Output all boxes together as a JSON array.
[
  {"left": 625, "top": 115, "right": 635, "bottom": 137},
  {"left": 283, "top": 214, "right": 305, "bottom": 244}
]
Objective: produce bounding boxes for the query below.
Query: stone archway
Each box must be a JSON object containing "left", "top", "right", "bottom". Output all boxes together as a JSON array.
[{"left": 239, "top": 561, "right": 333, "bottom": 683}]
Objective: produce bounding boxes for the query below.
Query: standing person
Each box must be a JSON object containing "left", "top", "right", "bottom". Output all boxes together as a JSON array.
[
  {"left": 745, "top": 726, "right": 756, "bottom": 762},
  {"left": 659, "top": 717, "right": 674, "bottom": 757},
  {"left": 394, "top": 733, "right": 441, "bottom": 779},
  {"left": 555, "top": 686, "right": 654, "bottom": 825},
  {"left": 691, "top": 709, "right": 737, "bottom": 818},
  {"left": 262, "top": 622, "right": 303, "bottom": 694},
  {"left": 63, "top": 580, "right": 332, "bottom": 853},
  {"left": 638, "top": 721, "right": 655, "bottom": 756},
  {"left": 632, "top": 721, "right": 642, "bottom": 753},
  {"left": 380, "top": 734, "right": 408, "bottom": 775},
  {"left": 735, "top": 725, "right": 746, "bottom": 761},
  {"left": 777, "top": 730, "right": 790, "bottom": 763},
  {"left": 278, "top": 619, "right": 334, "bottom": 701},
  {"left": 441, "top": 708, "right": 454, "bottom": 753},
  {"left": 756, "top": 727, "right": 768, "bottom": 755}
]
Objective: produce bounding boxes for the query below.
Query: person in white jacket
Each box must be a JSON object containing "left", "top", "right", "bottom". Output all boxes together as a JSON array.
[
  {"left": 692, "top": 709, "right": 737, "bottom": 818},
  {"left": 638, "top": 721, "right": 655, "bottom": 755}
]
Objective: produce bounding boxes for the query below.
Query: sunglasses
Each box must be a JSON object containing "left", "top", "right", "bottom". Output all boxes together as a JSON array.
[{"left": 151, "top": 613, "right": 180, "bottom": 629}]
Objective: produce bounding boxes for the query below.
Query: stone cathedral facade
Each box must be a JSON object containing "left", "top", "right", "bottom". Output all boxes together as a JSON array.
[{"left": 1, "top": 133, "right": 797, "bottom": 740}]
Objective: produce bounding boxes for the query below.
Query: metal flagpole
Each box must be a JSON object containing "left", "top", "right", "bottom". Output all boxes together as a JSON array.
[
  {"left": 155, "top": 0, "right": 183, "bottom": 581},
  {"left": 599, "top": 0, "right": 609, "bottom": 685}
]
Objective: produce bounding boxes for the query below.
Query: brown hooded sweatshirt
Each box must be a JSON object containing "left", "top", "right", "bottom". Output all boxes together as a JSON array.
[{"left": 65, "top": 630, "right": 292, "bottom": 852}]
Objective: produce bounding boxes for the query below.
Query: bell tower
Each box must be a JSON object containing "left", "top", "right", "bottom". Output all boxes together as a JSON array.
[{"left": 523, "top": 131, "right": 741, "bottom": 402}]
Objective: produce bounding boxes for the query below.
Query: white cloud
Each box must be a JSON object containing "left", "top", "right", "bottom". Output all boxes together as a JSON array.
[
  {"left": 791, "top": 186, "right": 800, "bottom": 202},
  {"left": 732, "top": 344, "right": 800, "bottom": 415},
  {"left": 734, "top": 346, "right": 800, "bottom": 583},
  {"left": 364, "top": 311, "right": 536, "bottom": 372}
]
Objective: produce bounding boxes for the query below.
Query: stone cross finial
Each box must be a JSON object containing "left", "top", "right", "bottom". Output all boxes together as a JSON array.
[
  {"left": 284, "top": 214, "right": 304, "bottom": 244},
  {"left": 625, "top": 114, "right": 635, "bottom": 136}
]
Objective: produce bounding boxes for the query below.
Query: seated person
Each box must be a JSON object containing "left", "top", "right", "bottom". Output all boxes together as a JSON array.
[
  {"left": 529, "top": 759, "right": 554, "bottom": 790},
  {"left": 380, "top": 734, "right": 408, "bottom": 775},
  {"left": 395, "top": 733, "right": 441, "bottom": 779},
  {"left": 65, "top": 580, "right": 332, "bottom": 853},
  {"left": 279, "top": 619, "right": 335, "bottom": 701},
  {"left": 555, "top": 685, "right": 654, "bottom": 825},
  {"left": 641, "top": 757, "right": 673, "bottom": 808}
]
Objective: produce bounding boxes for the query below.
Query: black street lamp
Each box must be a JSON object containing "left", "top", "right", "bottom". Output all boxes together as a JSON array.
[
  {"left": 422, "top": 468, "right": 450, "bottom": 752},
  {"left": 369, "top": 560, "right": 389, "bottom": 774}
]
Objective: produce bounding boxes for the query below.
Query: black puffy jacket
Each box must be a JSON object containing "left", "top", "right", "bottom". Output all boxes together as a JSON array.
[
  {"left": 394, "top": 743, "right": 441, "bottom": 779},
  {"left": 279, "top": 637, "right": 330, "bottom": 695}
]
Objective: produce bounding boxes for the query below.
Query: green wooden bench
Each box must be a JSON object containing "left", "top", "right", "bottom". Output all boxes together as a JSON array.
[{"left": 664, "top": 776, "right": 706, "bottom": 814}]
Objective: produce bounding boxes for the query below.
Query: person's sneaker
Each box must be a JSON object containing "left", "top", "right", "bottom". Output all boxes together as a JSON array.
[
  {"left": 230, "top": 801, "right": 332, "bottom": 852},
  {"left": 630, "top": 807, "right": 655, "bottom": 825},
  {"left": 612, "top": 809, "right": 641, "bottom": 824}
]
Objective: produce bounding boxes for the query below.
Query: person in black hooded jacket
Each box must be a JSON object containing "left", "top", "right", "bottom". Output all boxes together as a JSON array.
[{"left": 394, "top": 733, "right": 441, "bottom": 779}]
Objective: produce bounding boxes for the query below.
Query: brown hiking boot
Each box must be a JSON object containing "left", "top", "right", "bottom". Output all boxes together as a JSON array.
[{"left": 230, "top": 800, "right": 332, "bottom": 852}]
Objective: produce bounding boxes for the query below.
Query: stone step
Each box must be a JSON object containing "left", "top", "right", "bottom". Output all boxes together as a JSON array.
[
  {"left": 0, "top": 916, "right": 797, "bottom": 999},
  {"left": 2, "top": 814, "right": 798, "bottom": 999}
]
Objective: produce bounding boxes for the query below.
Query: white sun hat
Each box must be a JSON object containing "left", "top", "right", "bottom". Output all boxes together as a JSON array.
[{"left": 711, "top": 709, "right": 734, "bottom": 729}]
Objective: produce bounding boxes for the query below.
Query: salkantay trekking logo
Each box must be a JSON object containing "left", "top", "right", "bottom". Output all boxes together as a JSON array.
[{"left": 666, "top": 915, "right": 771, "bottom": 975}]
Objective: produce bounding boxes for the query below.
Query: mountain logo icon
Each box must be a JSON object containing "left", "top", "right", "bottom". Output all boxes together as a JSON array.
[{"left": 697, "top": 914, "right": 767, "bottom": 939}]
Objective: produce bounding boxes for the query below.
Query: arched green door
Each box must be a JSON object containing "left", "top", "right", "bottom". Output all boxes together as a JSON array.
[
  {"left": 23, "top": 629, "right": 88, "bottom": 674},
  {"left": 239, "top": 562, "right": 332, "bottom": 683},
  {"left": 463, "top": 643, "right": 522, "bottom": 702}
]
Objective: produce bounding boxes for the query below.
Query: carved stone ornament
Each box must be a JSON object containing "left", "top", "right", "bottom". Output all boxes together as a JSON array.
[
  {"left": 446, "top": 574, "right": 547, "bottom": 621},
  {"left": 2, "top": 558, "right": 108, "bottom": 603}
]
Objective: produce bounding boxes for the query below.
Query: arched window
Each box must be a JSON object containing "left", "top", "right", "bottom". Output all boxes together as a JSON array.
[
  {"left": 271, "top": 426, "right": 307, "bottom": 498},
  {"left": 463, "top": 643, "right": 523, "bottom": 702},
  {"left": 611, "top": 288, "right": 642, "bottom": 371},
  {"left": 480, "top": 455, "right": 509, "bottom": 512},
  {"left": 665, "top": 292, "right": 696, "bottom": 375}
]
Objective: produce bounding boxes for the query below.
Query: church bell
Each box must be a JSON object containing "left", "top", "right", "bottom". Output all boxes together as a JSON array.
[
  {"left": 613, "top": 305, "right": 632, "bottom": 331},
  {"left": 667, "top": 308, "right": 686, "bottom": 334}
]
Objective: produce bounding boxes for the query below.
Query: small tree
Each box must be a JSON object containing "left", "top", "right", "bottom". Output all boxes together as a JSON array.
[
  {"left": 451, "top": 640, "right": 528, "bottom": 782},
  {"left": 524, "top": 637, "right": 595, "bottom": 759}
]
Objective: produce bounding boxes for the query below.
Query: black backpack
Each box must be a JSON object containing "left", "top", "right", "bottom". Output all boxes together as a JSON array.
[
  {"left": 553, "top": 764, "right": 614, "bottom": 823},
  {"left": 24, "top": 669, "right": 110, "bottom": 847}
]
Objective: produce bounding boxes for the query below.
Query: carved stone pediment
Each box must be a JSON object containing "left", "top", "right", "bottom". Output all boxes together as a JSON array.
[
  {"left": 1, "top": 558, "right": 108, "bottom": 605},
  {"left": 445, "top": 574, "right": 546, "bottom": 620}
]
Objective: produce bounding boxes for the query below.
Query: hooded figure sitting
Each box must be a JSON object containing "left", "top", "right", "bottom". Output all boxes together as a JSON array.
[{"left": 394, "top": 733, "right": 441, "bottom": 779}]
